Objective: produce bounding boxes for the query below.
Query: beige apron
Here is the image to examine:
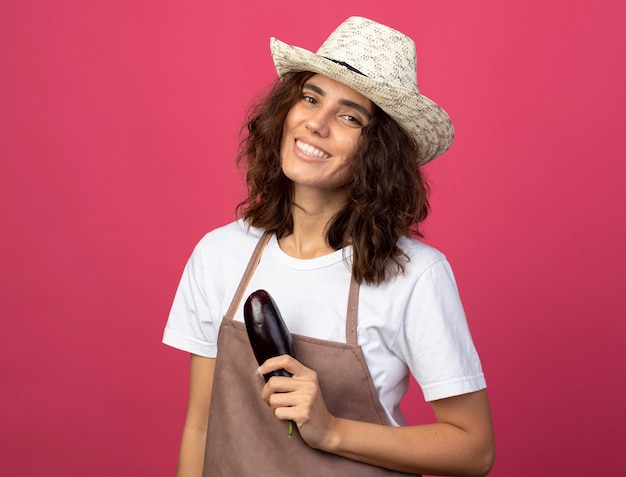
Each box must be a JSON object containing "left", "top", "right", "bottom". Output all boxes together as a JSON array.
[{"left": 203, "top": 233, "right": 420, "bottom": 476}]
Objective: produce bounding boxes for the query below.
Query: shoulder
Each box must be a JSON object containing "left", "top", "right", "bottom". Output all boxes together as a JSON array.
[
  {"left": 360, "top": 236, "right": 457, "bottom": 309},
  {"left": 192, "top": 219, "right": 265, "bottom": 258},
  {"left": 183, "top": 220, "right": 266, "bottom": 283},
  {"left": 396, "top": 235, "right": 450, "bottom": 280}
]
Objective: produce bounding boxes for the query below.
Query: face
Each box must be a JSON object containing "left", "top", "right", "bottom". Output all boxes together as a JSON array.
[{"left": 279, "top": 74, "right": 373, "bottom": 195}]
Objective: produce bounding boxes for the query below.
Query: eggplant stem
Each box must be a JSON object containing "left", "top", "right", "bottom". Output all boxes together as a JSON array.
[{"left": 288, "top": 420, "right": 294, "bottom": 438}]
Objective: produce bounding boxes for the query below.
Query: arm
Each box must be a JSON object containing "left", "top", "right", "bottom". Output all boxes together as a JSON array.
[
  {"left": 259, "top": 355, "right": 495, "bottom": 477},
  {"left": 176, "top": 354, "right": 216, "bottom": 477},
  {"left": 323, "top": 389, "right": 494, "bottom": 476}
]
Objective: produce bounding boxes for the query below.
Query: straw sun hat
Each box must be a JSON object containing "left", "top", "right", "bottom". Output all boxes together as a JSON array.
[{"left": 270, "top": 16, "right": 454, "bottom": 165}]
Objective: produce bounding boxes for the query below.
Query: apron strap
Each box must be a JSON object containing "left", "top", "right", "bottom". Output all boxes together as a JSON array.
[
  {"left": 224, "top": 231, "right": 271, "bottom": 322},
  {"left": 345, "top": 276, "right": 360, "bottom": 346}
]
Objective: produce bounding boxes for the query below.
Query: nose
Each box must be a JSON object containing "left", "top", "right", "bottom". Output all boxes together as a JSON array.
[{"left": 305, "top": 108, "right": 331, "bottom": 137}]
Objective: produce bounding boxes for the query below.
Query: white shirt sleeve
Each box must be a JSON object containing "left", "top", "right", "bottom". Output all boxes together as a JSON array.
[
  {"left": 395, "top": 258, "right": 486, "bottom": 402},
  {"left": 162, "top": 236, "right": 219, "bottom": 357}
]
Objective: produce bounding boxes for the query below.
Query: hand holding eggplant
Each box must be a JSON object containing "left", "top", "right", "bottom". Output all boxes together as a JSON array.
[
  {"left": 243, "top": 289, "right": 295, "bottom": 436},
  {"left": 259, "top": 354, "right": 338, "bottom": 451}
]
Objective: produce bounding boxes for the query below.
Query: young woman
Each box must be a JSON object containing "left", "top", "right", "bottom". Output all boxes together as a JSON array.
[{"left": 164, "top": 17, "right": 495, "bottom": 477}]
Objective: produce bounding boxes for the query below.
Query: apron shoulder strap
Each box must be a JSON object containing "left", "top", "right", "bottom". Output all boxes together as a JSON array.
[
  {"left": 224, "top": 231, "right": 271, "bottom": 321},
  {"left": 345, "top": 276, "right": 360, "bottom": 346}
]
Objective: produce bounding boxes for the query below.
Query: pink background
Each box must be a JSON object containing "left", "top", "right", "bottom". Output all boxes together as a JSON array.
[{"left": 2, "top": 1, "right": 624, "bottom": 475}]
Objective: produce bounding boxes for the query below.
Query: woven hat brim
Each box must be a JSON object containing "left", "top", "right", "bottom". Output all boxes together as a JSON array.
[{"left": 270, "top": 38, "right": 454, "bottom": 165}]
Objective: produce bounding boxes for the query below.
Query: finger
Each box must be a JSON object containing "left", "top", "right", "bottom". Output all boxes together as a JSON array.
[
  {"left": 257, "top": 354, "right": 309, "bottom": 377},
  {"left": 273, "top": 405, "right": 297, "bottom": 423},
  {"left": 267, "top": 390, "right": 297, "bottom": 409},
  {"left": 260, "top": 375, "right": 298, "bottom": 401}
]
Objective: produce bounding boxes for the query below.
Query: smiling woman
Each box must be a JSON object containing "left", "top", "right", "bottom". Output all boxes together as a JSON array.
[{"left": 163, "top": 16, "right": 494, "bottom": 477}]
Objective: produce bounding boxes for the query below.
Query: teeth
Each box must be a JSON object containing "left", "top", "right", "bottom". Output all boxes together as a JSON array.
[{"left": 296, "top": 140, "right": 329, "bottom": 158}]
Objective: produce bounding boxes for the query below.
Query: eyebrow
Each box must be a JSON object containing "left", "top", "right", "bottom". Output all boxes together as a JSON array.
[{"left": 303, "top": 82, "right": 372, "bottom": 118}]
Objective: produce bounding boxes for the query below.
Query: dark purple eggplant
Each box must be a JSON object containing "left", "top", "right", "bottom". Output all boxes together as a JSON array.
[{"left": 243, "top": 289, "right": 293, "bottom": 382}]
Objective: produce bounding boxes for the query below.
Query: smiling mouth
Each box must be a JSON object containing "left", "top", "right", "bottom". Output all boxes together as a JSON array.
[{"left": 296, "top": 140, "right": 330, "bottom": 159}]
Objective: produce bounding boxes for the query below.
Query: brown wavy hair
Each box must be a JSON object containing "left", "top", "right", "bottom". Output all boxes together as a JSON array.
[{"left": 236, "top": 71, "right": 430, "bottom": 285}]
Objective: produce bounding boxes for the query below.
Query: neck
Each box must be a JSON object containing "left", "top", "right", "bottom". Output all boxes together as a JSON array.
[{"left": 279, "top": 185, "right": 347, "bottom": 259}]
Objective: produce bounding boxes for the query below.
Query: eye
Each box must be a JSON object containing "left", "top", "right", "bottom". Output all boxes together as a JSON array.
[
  {"left": 302, "top": 95, "right": 318, "bottom": 105},
  {"left": 340, "top": 114, "right": 365, "bottom": 128}
]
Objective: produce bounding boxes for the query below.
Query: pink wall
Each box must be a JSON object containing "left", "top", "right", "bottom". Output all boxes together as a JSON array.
[{"left": 2, "top": 1, "right": 624, "bottom": 475}]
